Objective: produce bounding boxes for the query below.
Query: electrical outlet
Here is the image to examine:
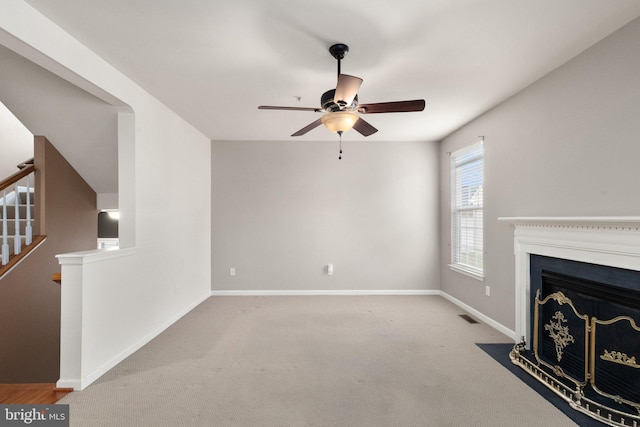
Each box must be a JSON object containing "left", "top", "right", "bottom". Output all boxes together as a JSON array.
[
  {"left": 229, "top": 267, "right": 236, "bottom": 276},
  {"left": 485, "top": 285, "right": 490, "bottom": 297}
]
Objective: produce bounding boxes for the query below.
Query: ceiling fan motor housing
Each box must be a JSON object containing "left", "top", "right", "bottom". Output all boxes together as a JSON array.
[
  {"left": 321, "top": 89, "right": 358, "bottom": 112},
  {"left": 258, "top": 41, "right": 424, "bottom": 137},
  {"left": 329, "top": 43, "right": 349, "bottom": 61}
]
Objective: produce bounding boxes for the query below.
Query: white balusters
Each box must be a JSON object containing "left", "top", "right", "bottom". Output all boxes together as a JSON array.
[
  {"left": 2, "top": 188, "right": 8, "bottom": 265},
  {"left": 13, "top": 183, "right": 21, "bottom": 256},
  {"left": 25, "top": 175, "right": 32, "bottom": 246},
  {"left": 1, "top": 169, "right": 36, "bottom": 267}
]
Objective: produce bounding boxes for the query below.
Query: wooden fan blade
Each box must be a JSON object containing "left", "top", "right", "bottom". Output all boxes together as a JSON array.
[
  {"left": 357, "top": 99, "right": 425, "bottom": 114},
  {"left": 291, "top": 119, "right": 323, "bottom": 136},
  {"left": 259, "top": 106, "right": 321, "bottom": 112},
  {"left": 334, "top": 74, "right": 363, "bottom": 108},
  {"left": 352, "top": 117, "right": 378, "bottom": 137}
]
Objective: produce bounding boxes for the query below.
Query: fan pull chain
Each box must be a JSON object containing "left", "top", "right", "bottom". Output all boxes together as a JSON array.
[{"left": 338, "top": 131, "right": 343, "bottom": 160}]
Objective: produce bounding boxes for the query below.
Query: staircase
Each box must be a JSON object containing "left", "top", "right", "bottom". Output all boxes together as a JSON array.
[{"left": 0, "top": 158, "right": 45, "bottom": 278}]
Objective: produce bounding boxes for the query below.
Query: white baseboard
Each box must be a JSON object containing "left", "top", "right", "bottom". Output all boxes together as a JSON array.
[
  {"left": 439, "top": 291, "right": 517, "bottom": 341},
  {"left": 56, "top": 289, "right": 516, "bottom": 391},
  {"left": 58, "top": 290, "right": 211, "bottom": 391},
  {"left": 211, "top": 289, "right": 440, "bottom": 296}
]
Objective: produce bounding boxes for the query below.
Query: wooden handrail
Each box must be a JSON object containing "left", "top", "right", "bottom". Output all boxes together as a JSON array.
[
  {"left": 0, "top": 235, "right": 47, "bottom": 278},
  {"left": 17, "top": 158, "right": 35, "bottom": 170},
  {"left": 0, "top": 164, "right": 35, "bottom": 194}
]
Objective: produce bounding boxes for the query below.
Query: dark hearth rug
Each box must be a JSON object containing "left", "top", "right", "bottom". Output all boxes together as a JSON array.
[{"left": 476, "top": 343, "right": 604, "bottom": 427}]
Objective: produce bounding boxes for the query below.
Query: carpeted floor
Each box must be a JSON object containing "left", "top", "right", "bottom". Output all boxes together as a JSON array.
[
  {"left": 477, "top": 343, "right": 604, "bottom": 426},
  {"left": 60, "top": 296, "right": 579, "bottom": 426}
]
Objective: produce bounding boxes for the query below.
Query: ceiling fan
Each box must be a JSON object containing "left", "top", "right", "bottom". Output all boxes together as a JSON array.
[{"left": 258, "top": 43, "right": 426, "bottom": 138}]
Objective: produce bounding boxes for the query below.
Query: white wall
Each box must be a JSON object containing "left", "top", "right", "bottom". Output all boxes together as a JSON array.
[
  {"left": 439, "top": 17, "right": 640, "bottom": 332},
  {"left": 1, "top": 0, "right": 211, "bottom": 387},
  {"left": 0, "top": 100, "right": 32, "bottom": 178},
  {"left": 0, "top": 44, "right": 119, "bottom": 195},
  {"left": 212, "top": 140, "right": 439, "bottom": 293}
]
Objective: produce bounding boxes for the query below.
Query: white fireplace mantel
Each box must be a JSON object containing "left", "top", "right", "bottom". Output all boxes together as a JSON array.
[{"left": 498, "top": 216, "right": 640, "bottom": 344}]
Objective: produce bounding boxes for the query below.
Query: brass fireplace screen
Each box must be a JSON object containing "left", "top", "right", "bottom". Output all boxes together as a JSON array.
[{"left": 510, "top": 290, "right": 640, "bottom": 427}]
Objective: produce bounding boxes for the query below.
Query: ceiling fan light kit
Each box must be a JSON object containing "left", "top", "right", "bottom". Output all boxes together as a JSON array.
[
  {"left": 258, "top": 43, "right": 426, "bottom": 141},
  {"left": 320, "top": 111, "right": 359, "bottom": 134}
]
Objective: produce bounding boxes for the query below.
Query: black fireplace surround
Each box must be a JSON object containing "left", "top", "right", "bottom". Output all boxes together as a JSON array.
[{"left": 530, "top": 255, "right": 640, "bottom": 333}]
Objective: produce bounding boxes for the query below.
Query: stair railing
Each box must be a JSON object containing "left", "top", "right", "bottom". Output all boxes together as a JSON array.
[{"left": 0, "top": 159, "right": 35, "bottom": 266}]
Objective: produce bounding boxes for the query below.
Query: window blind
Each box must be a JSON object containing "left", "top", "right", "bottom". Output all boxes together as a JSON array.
[{"left": 451, "top": 141, "right": 484, "bottom": 278}]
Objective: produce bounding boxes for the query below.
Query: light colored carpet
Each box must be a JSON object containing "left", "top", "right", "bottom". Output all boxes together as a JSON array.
[{"left": 60, "top": 296, "right": 577, "bottom": 426}]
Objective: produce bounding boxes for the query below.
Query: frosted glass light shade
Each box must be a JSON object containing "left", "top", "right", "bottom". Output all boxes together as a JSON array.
[{"left": 320, "top": 111, "right": 359, "bottom": 133}]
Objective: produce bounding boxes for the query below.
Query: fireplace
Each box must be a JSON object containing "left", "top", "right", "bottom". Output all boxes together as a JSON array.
[{"left": 500, "top": 217, "right": 640, "bottom": 427}]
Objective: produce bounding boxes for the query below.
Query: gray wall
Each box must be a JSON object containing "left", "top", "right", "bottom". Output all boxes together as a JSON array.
[
  {"left": 212, "top": 140, "right": 440, "bottom": 291},
  {"left": 439, "top": 17, "right": 640, "bottom": 331}
]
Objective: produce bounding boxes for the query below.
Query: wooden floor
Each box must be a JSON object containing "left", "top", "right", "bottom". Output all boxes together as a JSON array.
[{"left": 0, "top": 383, "right": 72, "bottom": 404}]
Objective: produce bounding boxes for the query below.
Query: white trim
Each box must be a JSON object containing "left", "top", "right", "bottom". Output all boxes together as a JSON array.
[
  {"left": 55, "top": 286, "right": 517, "bottom": 391},
  {"left": 440, "top": 291, "right": 517, "bottom": 340},
  {"left": 498, "top": 216, "right": 640, "bottom": 346},
  {"left": 498, "top": 216, "right": 640, "bottom": 226},
  {"left": 448, "top": 264, "right": 484, "bottom": 281},
  {"left": 56, "top": 247, "right": 136, "bottom": 265},
  {"left": 57, "top": 290, "right": 210, "bottom": 391},
  {"left": 451, "top": 140, "right": 485, "bottom": 277},
  {"left": 211, "top": 289, "right": 440, "bottom": 297}
]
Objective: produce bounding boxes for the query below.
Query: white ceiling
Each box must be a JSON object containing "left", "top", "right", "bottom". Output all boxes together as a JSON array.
[{"left": 20, "top": 0, "right": 640, "bottom": 144}]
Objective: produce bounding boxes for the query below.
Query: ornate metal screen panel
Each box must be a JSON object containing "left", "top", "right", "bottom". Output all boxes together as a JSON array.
[
  {"left": 590, "top": 316, "right": 640, "bottom": 411},
  {"left": 534, "top": 291, "right": 590, "bottom": 387},
  {"left": 512, "top": 258, "right": 640, "bottom": 426}
]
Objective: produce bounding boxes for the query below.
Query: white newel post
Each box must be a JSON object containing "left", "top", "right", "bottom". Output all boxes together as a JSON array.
[
  {"left": 13, "top": 183, "right": 21, "bottom": 255},
  {"left": 56, "top": 254, "right": 85, "bottom": 390},
  {"left": 25, "top": 175, "right": 32, "bottom": 245},
  {"left": 1, "top": 188, "right": 8, "bottom": 265}
]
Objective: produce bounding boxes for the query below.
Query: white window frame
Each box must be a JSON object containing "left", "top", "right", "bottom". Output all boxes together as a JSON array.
[{"left": 449, "top": 139, "right": 484, "bottom": 281}]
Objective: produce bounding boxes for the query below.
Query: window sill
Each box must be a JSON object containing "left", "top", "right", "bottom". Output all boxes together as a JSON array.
[{"left": 449, "top": 264, "right": 484, "bottom": 281}]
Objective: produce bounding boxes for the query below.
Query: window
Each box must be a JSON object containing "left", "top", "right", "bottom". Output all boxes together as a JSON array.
[{"left": 450, "top": 139, "right": 484, "bottom": 279}]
